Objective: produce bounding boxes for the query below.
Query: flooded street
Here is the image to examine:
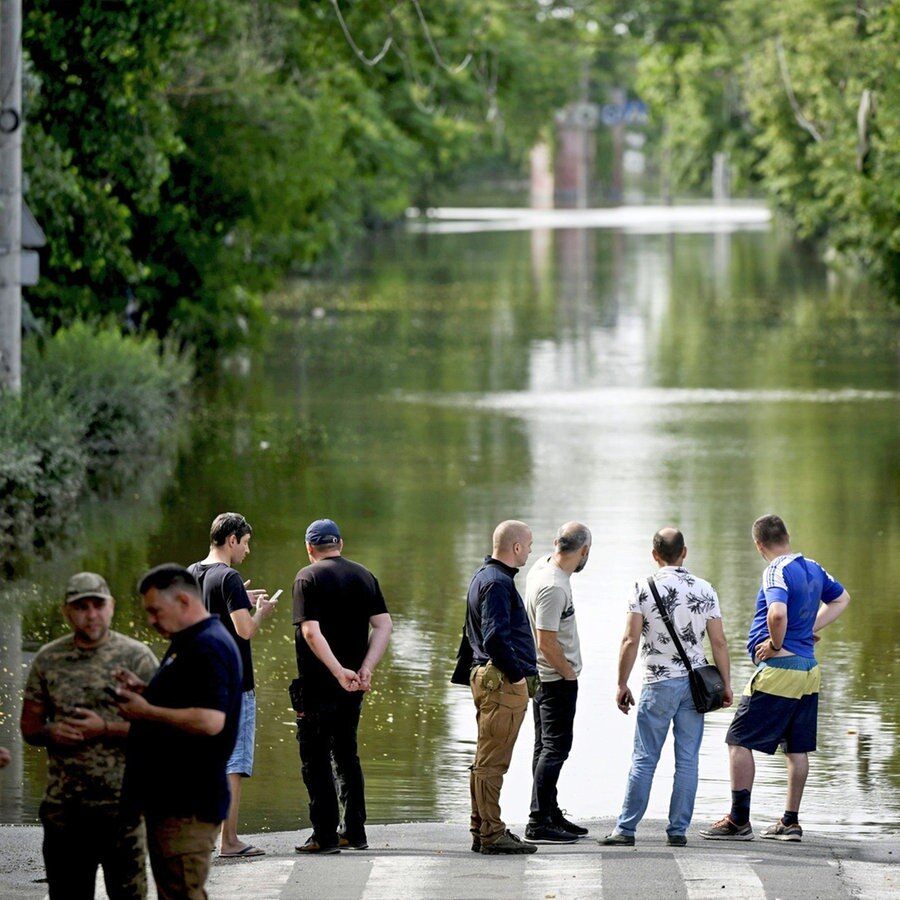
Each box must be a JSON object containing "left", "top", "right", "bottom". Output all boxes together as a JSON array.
[{"left": 2, "top": 207, "right": 898, "bottom": 835}]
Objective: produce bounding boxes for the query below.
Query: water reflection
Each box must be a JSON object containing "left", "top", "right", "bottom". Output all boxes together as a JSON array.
[{"left": 2, "top": 216, "right": 898, "bottom": 836}]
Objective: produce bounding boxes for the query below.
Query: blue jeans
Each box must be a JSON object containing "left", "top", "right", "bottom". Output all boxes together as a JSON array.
[{"left": 615, "top": 676, "right": 703, "bottom": 837}]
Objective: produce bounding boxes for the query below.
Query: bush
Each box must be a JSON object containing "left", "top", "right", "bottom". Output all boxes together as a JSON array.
[
  {"left": 24, "top": 322, "right": 193, "bottom": 479},
  {"left": 0, "top": 385, "right": 85, "bottom": 565},
  {"left": 0, "top": 324, "right": 192, "bottom": 570}
]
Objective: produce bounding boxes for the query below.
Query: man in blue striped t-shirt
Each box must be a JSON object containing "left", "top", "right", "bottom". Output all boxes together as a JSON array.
[{"left": 701, "top": 514, "right": 850, "bottom": 843}]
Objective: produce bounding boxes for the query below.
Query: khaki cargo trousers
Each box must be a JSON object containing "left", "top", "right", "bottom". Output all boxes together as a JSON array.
[{"left": 469, "top": 664, "right": 529, "bottom": 844}]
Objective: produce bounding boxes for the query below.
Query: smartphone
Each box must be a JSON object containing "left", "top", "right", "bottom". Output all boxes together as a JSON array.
[
  {"left": 269, "top": 589, "right": 283, "bottom": 603},
  {"left": 104, "top": 686, "right": 124, "bottom": 702}
]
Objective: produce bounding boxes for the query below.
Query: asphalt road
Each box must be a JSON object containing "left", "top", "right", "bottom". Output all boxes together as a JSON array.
[{"left": 1, "top": 819, "right": 897, "bottom": 899}]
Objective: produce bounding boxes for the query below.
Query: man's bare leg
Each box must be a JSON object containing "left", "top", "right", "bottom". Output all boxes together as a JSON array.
[
  {"left": 785, "top": 752, "right": 809, "bottom": 813},
  {"left": 729, "top": 744, "right": 755, "bottom": 791},
  {"left": 219, "top": 774, "right": 258, "bottom": 856}
]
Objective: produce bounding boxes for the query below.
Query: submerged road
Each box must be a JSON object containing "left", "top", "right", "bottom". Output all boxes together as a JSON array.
[{"left": 1, "top": 819, "right": 897, "bottom": 899}]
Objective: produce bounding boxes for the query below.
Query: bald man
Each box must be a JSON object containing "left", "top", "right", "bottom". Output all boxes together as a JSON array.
[{"left": 462, "top": 520, "right": 537, "bottom": 855}]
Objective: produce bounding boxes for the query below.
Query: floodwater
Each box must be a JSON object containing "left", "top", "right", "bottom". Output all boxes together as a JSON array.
[{"left": 1, "top": 206, "right": 898, "bottom": 838}]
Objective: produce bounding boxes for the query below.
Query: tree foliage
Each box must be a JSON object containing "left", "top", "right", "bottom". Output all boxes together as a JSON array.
[
  {"left": 22, "top": 0, "right": 604, "bottom": 349},
  {"left": 21, "top": 0, "right": 899, "bottom": 338},
  {"left": 626, "top": 0, "right": 900, "bottom": 295}
]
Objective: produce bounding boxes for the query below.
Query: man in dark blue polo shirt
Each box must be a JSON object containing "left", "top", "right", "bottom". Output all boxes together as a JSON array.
[{"left": 119, "top": 564, "right": 242, "bottom": 900}]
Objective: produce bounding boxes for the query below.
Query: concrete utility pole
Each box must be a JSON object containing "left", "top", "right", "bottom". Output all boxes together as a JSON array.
[{"left": 0, "top": 0, "right": 23, "bottom": 393}]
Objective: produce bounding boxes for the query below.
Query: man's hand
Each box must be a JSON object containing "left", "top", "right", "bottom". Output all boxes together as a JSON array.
[
  {"left": 336, "top": 668, "right": 361, "bottom": 692},
  {"left": 254, "top": 593, "right": 278, "bottom": 620},
  {"left": 616, "top": 685, "right": 635, "bottom": 715},
  {"left": 243, "top": 580, "right": 271, "bottom": 608},
  {"left": 45, "top": 719, "right": 86, "bottom": 746},
  {"left": 115, "top": 688, "right": 152, "bottom": 720},
  {"left": 63, "top": 708, "right": 107, "bottom": 740},
  {"left": 357, "top": 666, "right": 373, "bottom": 692},
  {"left": 0, "top": 746, "right": 10, "bottom": 768},
  {"left": 113, "top": 668, "right": 147, "bottom": 694}
]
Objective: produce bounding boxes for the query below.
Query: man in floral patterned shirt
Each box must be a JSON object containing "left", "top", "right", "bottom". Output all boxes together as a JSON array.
[{"left": 601, "top": 528, "right": 732, "bottom": 847}]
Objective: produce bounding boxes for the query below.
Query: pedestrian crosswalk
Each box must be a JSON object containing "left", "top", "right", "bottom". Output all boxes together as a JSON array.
[
  {"left": 675, "top": 854, "right": 766, "bottom": 899},
  {"left": 201, "top": 847, "right": 887, "bottom": 900},
  {"left": 68, "top": 830, "right": 899, "bottom": 900}
]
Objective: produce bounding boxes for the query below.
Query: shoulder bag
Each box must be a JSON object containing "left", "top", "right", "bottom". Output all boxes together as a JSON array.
[{"left": 646, "top": 577, "right": 725, "bottom": 714}]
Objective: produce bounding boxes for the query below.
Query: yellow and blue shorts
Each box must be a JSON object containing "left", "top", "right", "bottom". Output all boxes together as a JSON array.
[{"left": 725, "top": 657, "right": 820, "bottom": 754}]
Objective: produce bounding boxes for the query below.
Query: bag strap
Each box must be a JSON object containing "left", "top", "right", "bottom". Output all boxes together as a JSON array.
[{"left": 646, "top": 577, "right": 694, "bottom": 673}]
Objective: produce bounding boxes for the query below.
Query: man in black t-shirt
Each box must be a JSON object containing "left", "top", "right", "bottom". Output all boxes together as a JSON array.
[
  {"left": 120, "top": 564, "right": 242, "bottom": 900},
  {"left": 188, "top": 512, "right": 278, "bottom": 858},
  {"left": 292, "top": 518, "right": 393, "bottom": 854}
]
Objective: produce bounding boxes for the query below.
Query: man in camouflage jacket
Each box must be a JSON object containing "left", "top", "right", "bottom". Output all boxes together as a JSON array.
[{"left": 21, "top": 572, "right": 159, "bottom": 900}]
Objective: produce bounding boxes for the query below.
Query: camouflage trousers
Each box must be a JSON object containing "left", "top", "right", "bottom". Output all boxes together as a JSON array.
[{"left": 39, "top": 800, "right": 147, "bottom": 900}]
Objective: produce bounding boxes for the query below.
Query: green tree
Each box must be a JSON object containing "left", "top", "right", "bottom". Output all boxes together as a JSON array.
[
  {"left": 21, "top": 1, "right": 623, "bottom": 348},
  {"left": 627, "top": 0, "right": 900, "bottom": 295}
]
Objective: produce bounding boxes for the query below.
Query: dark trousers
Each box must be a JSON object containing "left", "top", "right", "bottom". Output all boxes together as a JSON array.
[
  {"left": 530, "top": 679, "right": 578, "bottom": 821},
  {"left": 296, "top": 693, "right": 367, "bottom": 845},
  {"left": 40, "top": 800, "right": 147, "bottom": 900}
]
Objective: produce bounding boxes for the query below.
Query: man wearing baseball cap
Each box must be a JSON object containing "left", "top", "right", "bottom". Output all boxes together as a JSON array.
[
  {"left": 292, "top": 519, "right": 393, "bottom": 854},
  {"left": 21, "top": 572, "right": 159, "bottom": 899}
]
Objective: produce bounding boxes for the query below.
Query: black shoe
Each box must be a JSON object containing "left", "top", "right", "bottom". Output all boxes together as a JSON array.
[
  {"left": 666, "top": 834, "right": 687, "bottom": 847},
  {"left": 524, "top": 822, "right": 579, "bottom": 844},
  {"left": 552, "top": 809, "right": 588, "bottom": 837},
  {"left": 339, "top": 834, "right": 369, "bottom": 850},
  {"left": 471, "top": 837, "right": 481, "bottom": 852},
  {"left": 600, "top": 832, "right": 635, "bottom": 846},
  {"left": 295, "top": 835, "right": 340, "bottom": 854},
  {"left": 480, "top": 830, "right": 538, "bottom": 855}
]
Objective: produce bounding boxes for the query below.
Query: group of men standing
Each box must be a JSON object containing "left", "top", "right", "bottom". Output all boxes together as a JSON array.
[
  {"left": 459, "top": 514, "right": 850, "bottom": 854},
  {"left": 18, "top": 508, "right": 850, "bottom": 894},
  {"left": 20, "top": 512, "right": 392, "bottom": 899}
]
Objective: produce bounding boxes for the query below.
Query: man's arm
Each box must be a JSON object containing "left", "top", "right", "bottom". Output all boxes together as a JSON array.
[
  {"left": 115, "top": 689, "right": 226, "bottom": 735},
  {"left": 615, "top": 613, "right": 643, "bottom": 714},
  {"left": 21, "top": 699, "right": 75, "bottom": 747},
  {"left": 706, "top": 617, "right": 733, "bottom": 707},
  {"left": 814, "top": 589, "right": 851, "bottom": 633},
  {"left": 481, "top": 582, "right": 526, "bottom": 683},
  {"left": 765, "top": 600, "right": 788, "bottom": 650},
  {"left": 230, "top": 600, "right": 277, "bottom": 641},
  {"left": 229, "top": 574, "right": 277, "bottom": 640},
  {"left": 536, "top": 629, "right": 577, "bottom": 681},
  {"left": 358, "top": 613, "right": 393, "bottom": 690},
  {"left": 300, "top": 621, "right": 360, "bottom": 691},
  {"left": 20, "top": 698, "right": 123, "bottom": 746}
]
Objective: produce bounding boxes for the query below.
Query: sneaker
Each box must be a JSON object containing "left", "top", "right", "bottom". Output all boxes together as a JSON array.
[
  {"left": 480, "top": 830, "right": 538, "bottom": 855},
  {"left": 552, "top": 809, "right": 588, "bottom": 837},
  {"left": 339, "top": 834, "right": 369, "bottom": 850},
  {"left": 760, "top": 819, "right": 802, "bottom": 842},
  {"left": 295, "top": 835, "right": 340, "bottom": 854},
  {"left": 524, "top": 822, "right": 579, "bottom": 844},
  {"left": 599, "top": 832, "right": 635, "bottom": 846},
  {"left": 666, "top": 834, "right": 687, "bottom": 847},
  {"left": 471, "top": 837, "right": 481, "bottom": 853},
  {"left": 699, "top": 815, "right": 754, "bottom": 841}
]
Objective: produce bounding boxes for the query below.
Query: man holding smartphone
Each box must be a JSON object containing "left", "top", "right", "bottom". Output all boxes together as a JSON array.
[
  {"left": 21, "top": 572, "right": 159, "bottom": 899},
  {"left": 188, "top": 512, "right": 278, "bottom": 858}
]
